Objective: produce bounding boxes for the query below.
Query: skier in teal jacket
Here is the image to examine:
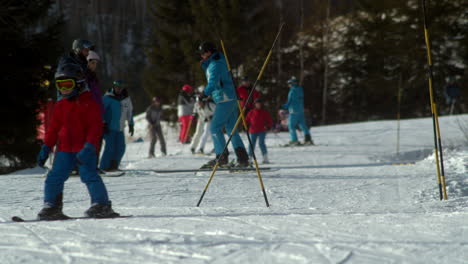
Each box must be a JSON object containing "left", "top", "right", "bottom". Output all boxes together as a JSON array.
[
  {"left": 199, "top": 42, "right": 249, "bottom": 168},
  {"left": 282, "top": 77, "right": 313, "bottom": 145}
]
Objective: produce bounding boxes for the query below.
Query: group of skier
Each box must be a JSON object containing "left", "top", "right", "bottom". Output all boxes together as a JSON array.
[{"left": 35, "top": 39, "right": 313, "bottom": 221}]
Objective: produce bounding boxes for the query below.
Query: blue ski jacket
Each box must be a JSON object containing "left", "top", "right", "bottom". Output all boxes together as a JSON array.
[
  {"left": 282, "top": 84, "right": 305, "bottom": 114},
  {"left": 103, "top": 90, "right": 134, "bottom": 132},
  {"left": 201, "top": 52, "right": 237, "bottom": 103}
]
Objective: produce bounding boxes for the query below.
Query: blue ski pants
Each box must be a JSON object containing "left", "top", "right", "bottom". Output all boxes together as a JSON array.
[
  {"left": 210, "top": 100, "right": 246, "bottom": 155},
  {"left": 288, "top": 113, "right": 310, "bottom": 142},
  {"left": 45, "top": 151, "right": 109, "bottom": 206},
  {"left": 248, "top": 132, "right": 267, "bottom": 157},
  {"left": 100, "top": 130, "right": 126, "bottom": 170}
]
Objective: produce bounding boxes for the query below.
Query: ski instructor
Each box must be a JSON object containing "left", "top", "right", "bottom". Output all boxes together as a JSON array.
[{"left": 198, "top": 41, "right": 249, "bottom": 168}]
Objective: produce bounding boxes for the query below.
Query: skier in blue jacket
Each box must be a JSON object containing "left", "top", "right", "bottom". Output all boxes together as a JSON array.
[
  {"left": 100, "top": 80, "right": 135, "bottom": 171},
  {"left": 198, "top": 42, "right": 249, "bottom": 168},
  {"left": 282, "top": 77, "right": 313, "bottom": 145}
]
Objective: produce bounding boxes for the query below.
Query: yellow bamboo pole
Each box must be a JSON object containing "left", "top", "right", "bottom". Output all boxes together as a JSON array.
[
  {"left": 421, "top": 0, "right": 447, "bottom": 200},
  {"left": 196, "top": 23, "right": 285, "bottom": 207}
]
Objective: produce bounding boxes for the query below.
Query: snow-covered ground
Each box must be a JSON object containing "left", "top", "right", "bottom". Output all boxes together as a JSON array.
[{"left": 1, "top": 114, "right": 467, "bottom": 264}]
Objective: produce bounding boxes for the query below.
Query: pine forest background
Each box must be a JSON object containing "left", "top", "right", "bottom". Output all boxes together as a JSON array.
[{"left": 1, "top": 0, "right": 467, "bottom": 171}]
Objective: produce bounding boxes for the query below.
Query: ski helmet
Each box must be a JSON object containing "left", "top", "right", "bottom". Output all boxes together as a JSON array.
[
  {"left": 72, "top": 39, "right": 95, "bottom": 53},
  {"left": 87, "top": 50, "right": 100, "bottom": 61},
  {"left": 55, "top": 63, "right": 85, "bottom": 80},
  {"left": 54, "top": 63, "right": 86, "bottom": 99},
  {"left": 182, "top": 84, "right": 194, "bottom": 93},
  {"left": 198, "top": 42, "right": 217, "bottom": 53}
]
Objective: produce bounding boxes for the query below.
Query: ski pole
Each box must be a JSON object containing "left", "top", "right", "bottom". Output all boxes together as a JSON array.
[
  {"left": 197, "top": 23, "right": 285, "bottom": 207},
  {"left": 219, "top": 39, "right": 269, "bottom": 206},
  {"left": 421, "top": 0, "right": 447, "bottom": 200}
]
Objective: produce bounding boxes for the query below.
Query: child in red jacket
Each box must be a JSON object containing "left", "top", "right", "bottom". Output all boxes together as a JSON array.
[
  {"left": 245, "top": 98, "right": 273, "bottom": 164},
  {"left": 36, "top": 63, "right": 119, "bottom": 220}
]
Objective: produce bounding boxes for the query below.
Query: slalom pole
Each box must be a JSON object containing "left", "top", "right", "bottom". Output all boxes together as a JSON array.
[
  {"left": 220, "top": 39, "right": 269, "bottom": 206},
  {"left": 421, "top": 0, "right": 446, "bottom": 200},
  {"left": 196, "top": 23, "right": 285, "bottom": 207},
  {"left": 433, "top": 104, "right": 448, "bottom": 199},
  {"left": 396, "top": 73, "right": 402, "bottom": 155}
]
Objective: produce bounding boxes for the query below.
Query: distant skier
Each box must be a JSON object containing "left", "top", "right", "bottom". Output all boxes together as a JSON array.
[
  {"left": 146, "top": 96, "right": 167, "bottom": 158},
  {"left": 36, "top": 63, "right": 119, "bottom": 220},
  {"left": 236, "top": 76, "right": 260, "bottom": 115},
  {"left": 86, "top": 50, "right": 104, "bottom": 114},
  {"left": 245, "top": 98, "right": 273, "bottom": 164},
  {"left": 190, "top": 94, "right": 216, "bottom": 154},
  {"left": 198, "top": 41, "right": 250, "bottom": 168},
  {"left": 444, "top": 76, "right": 461, "bottom": 115},
  {"left": 177, "top": 84, "right": 195, "bottom": 144},
  {"left": 100, "top": 80, "right": 134, "bottom": 171},
  {"left": 282, "top": 76, "right": 313, "bottom": 145}
]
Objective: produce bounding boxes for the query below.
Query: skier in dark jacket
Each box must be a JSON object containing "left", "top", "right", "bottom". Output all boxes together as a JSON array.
[
  {"left": 56, "top": 39, "right": 94, "bottom": 101},
  {"left": 36, "top": 63, "right": 119, "bottom": 220},
  {"left": 146, "top": 96, "right": 167, "bottom": 157},
  {"left": 444, "top": 76, "right": 461, "bottom": 115},
  {"left": 199, "top": 41, "right": 250, "bottom": 168}
]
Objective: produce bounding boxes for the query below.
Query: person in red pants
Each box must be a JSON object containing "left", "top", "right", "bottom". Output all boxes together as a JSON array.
[{"left": 177, "top": 84, "right": 195, "bottom": 143}]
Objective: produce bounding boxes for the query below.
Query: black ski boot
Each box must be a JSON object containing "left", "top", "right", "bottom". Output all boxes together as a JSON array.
[
  {"left": 201, "top": 151, "right": 229, "bottom": 168},
  {"left": 85, "top": 202, "right": 120, "bottom": 218},
  {"left": 234, "top": 147, "right": 250, "bottom": 168},
  {"left": 105, "top": 160, "right": 121, "bottom": 172},
  {"left": 304, "top": 134, "right": 314, "bottom": 145},
  {"left": 37, "top": 193, "right": 70, "bottom": 220}
]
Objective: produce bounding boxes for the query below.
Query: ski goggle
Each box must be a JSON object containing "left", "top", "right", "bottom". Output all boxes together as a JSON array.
[{"left": 55, "top": 79, "right": 84, "bottom": 91}]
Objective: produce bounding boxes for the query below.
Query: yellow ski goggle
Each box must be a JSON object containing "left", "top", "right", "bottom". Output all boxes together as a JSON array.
[{"left": 55, "top": 79, "right": 76, "bottom": 91}]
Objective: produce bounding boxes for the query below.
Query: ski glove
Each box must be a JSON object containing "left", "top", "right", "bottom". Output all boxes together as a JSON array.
[
  {"left": 76, "top": 142, "right": 96, "bottom": 168},
  {"left": 37, "top": 145, "right": 51, "bottom": 168},
  {"left": 129, "top": 124, "right": 134, "bottom": 136}
]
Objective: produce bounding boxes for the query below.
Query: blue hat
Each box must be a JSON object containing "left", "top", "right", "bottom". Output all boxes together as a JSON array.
[{"left": 287, "top": 76, "right": 298, "bottom": 85}]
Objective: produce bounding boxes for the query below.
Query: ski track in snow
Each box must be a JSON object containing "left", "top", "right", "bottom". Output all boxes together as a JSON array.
[{"left": 1, "top": 114, "right": 467, "bottom": 263}]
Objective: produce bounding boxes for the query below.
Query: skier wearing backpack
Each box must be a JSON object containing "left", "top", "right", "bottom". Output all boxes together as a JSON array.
[
  {"left": 198, "top": 41, "right": 250, "bottom": 168},
  {"left": 245, "top": 98, "right": 273, "bottom": 164},
  {"left": 282, "top": 77, "right": 314, "bottom": 145},
  {"left": 100, "top": 80, "right": 134, "bottom": 171},
  {"left": 36, "top": 63, "right": 119, "bottom": 220}
]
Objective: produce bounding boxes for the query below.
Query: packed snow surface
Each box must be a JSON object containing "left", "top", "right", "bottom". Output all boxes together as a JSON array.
[{"left": 1, "top": 114, "right": 467, "bottom": 264}]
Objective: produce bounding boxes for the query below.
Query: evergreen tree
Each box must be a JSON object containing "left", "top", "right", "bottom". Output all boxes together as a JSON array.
[
  {"left": 144, "top": 0, "right": 196, "bottom": 106},
  {"left": 0, "top": 0, "right": 63, "bottom": 173}
]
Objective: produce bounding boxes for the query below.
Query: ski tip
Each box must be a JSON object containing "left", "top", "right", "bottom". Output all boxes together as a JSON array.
[{"left": 12, "top": 216, "right": 25, "bottom": 222}]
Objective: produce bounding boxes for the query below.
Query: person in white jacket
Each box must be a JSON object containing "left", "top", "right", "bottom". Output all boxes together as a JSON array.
[{"left": 190, "top": 95, "right": 215, "bottom": 154}]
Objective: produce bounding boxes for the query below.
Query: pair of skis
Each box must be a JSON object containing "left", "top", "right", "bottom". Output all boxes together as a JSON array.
[{"left": 11, "top": 215, "right": 132, "bottom": 223}]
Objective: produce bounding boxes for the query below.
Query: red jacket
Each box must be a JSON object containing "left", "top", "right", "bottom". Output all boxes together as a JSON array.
[
  {"left": 245, "top": 108, "right": 273, "bottom": 133},
  {"left": 44, "top": 91, "right": 103, "bottom": 152},
  {"left": 237, "top": 85, "right": 260, "bottom": 110}
]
